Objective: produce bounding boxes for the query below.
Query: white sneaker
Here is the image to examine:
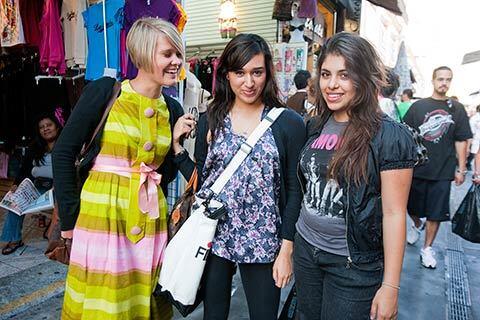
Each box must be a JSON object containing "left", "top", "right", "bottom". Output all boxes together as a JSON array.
[
  {"left": 420, "top": 246, "right": 437, "bottom": 269},
  {"left": 419, "top": 218, "right": 426, "bottom": 230},
  {"left": 407, "top": 223, "right": 421, "bottom": 245}
]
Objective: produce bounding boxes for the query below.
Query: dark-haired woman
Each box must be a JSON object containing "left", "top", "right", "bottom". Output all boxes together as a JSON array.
[
  {"left": 1, "top": 114, "right": 61, "bottom": 255},
  {"left": 173, "top": 33, "right": 306, "bottom": 319},
  {"left": 294, "top": 32, "right": 417, "bottom": 320}
]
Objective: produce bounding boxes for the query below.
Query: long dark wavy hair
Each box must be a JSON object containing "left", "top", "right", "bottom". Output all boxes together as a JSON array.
[
  {"left": 207, "top": 33, "right": 283, "bottom": 139},
  {"left": 31, "top": 113, "right": 62, "bottom": 166},
  {"left": 313, "top": 32, "right": 385, "bottom": 185}
]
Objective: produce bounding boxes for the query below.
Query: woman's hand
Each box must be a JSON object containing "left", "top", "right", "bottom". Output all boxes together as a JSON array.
[
  {"left": 61, "top": 230, "right": 74, "bottom": 239},
  {"left": 473, "top": 173, "right": 480, "bottom": 185},
  {"left": 272, "top": 240, "right": 293, "bottom": 288},
  {"left": 172, "top": 114, "right": 197, "bottom": 152},
  {"left": 370, "top": 285, "right": 399, "bottom": 320}
]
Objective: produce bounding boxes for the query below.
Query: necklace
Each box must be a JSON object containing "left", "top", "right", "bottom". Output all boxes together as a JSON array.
[{"left": 230, "top": 110, "right": 262, "bottom": 137}]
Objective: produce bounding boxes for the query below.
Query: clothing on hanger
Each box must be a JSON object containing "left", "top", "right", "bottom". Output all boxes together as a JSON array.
[
  {"left": 298, "top": 0, "right": 317, "bottom": 18},
  {"left": 19, "top": 0, "right": 43, "bottom": 47},
  {"left": 61, "top": 0, "right": 88, "bottom": 68},
  {"left": 39, "top": 0, "right": 67, "bottom": 75},
  {"left": 0, "top": 46, "right": 54, "bottom": 147},
  {"left": 123, "top": 0, "right": 181, "bottom": 79},
  {"left": 1, "top": 0, "right": 26, "bottom": 47},
  {"left": 83, "top": 0, "right": 124, "bottom": 80}
]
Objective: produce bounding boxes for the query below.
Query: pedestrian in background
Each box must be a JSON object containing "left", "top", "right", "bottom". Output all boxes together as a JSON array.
[
  {"left": 305, "top": 76, "right": 318, "bottom": 118},
  {"left": 53, "top": 18, "right": 185, "bottom": 319},
  {"left": 397, "top": 88, "right": 414, "bottom": 120},
  {"left": 403, "top": 66, "right": 472, "bottom": 268},
  {"left": 295, "top": 32, "right": 416, "bottom": 320},
  {"left": 173, "top": 33, "right": 306, "bottom": 320},
  {"left": 1, "top": 113, "right": 61, "bottom": 255},
  {"left": 287, "top": 69, "right": 311, "bottom": 115},
  {"left": 379, "top": 67, "right": 401, "bottom": 122},
  {"left": 468, "top": 105, "right": 480, "bottom": 170}
]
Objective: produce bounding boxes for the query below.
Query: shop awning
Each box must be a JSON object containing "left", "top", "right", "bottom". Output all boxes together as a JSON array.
[{"left": 366, "top": 0, "right": 402, "bottom": 15}]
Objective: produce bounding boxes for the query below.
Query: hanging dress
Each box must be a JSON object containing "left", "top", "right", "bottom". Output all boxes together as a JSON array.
[{"left": 62, "top": 80, "right": 172, "bottom": 320}]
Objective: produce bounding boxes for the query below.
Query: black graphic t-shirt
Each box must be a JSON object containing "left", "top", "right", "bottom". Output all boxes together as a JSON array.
[
  {"left": 296, "top": 116, "right": 349, "bottom": 256},
  {"left": 403, "top": 97, "right": 472, "bottom": 180}
]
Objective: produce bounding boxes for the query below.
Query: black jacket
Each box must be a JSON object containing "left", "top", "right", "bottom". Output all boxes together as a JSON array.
[
  {"left": 53, "top": 77, "right": 184, "bottom": 231},
  {"left": 173, "top": 108, "right": 306, "bottom": 241},
  {"left": 298, "top": 115, "right": 417, "bottom": 264}
]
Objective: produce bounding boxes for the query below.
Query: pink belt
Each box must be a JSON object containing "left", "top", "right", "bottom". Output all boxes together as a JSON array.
[{"left": 91, "top": 158, "right": 162, "bottom": 219}]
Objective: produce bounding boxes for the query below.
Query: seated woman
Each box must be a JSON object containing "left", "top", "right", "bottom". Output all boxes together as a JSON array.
[{"left": 1, "top": 113, "right": 61, "bottom": 255}]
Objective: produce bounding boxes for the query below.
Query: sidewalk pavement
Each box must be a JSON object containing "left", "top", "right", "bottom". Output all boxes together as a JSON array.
[{"left": 0, "top": 180, "right": 479, "bottom": 320}]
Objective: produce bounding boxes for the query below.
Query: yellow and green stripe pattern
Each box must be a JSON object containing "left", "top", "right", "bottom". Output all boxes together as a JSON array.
[{"left": 62, "top": 81, "right": 173, "bottom": 320}]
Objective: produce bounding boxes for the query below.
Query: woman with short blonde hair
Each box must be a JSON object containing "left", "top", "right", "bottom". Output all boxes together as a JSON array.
[{"left": 54, "top": 18, "right": 185, "bottom": 319}]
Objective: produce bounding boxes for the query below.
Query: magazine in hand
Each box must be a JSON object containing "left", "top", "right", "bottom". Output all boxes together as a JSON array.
[{"left": 0, "top": 178, "right": 54, "bottom": 216}]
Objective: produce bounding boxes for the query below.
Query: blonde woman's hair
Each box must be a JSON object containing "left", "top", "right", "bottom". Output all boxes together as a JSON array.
[{"left": 126, "top": 17, "right": 184, "bottom": 73}]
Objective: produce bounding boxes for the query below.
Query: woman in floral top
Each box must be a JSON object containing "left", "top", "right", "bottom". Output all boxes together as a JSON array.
[{"left": 173, "top": 33, "right": 306, "bottom": 319}]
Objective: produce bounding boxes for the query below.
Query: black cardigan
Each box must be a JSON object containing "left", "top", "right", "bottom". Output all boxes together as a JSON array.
[
  {"left": 53, "top": 77, "right": 184, "bottom": 231},
  {"left": 173, "top": 108, "right": 306, "bottom": 241}
]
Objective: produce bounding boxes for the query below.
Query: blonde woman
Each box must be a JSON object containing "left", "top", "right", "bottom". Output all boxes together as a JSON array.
[{"left": 53, "top": 18, "right": 185, "bottom": 319}]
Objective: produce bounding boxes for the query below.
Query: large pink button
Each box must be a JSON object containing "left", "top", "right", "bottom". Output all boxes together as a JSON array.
[
  {"left": 130, "top": 226, "right": 142, "bottom": 235},
  {"left": 143, "top": 141, "right": 153, "bottom": 151},
  {"left": 144, "top": 108, "right": 155, "bottom": 118}
]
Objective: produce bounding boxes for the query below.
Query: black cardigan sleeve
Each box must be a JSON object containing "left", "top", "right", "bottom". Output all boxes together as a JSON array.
[
  {"left": 278, "top": 110, "right": 306, "bottom": 241},
  {"left": 52, "top": 77, "right": 116, "bottom": 231},
  {"left": 173, "top": 112, "right": 209, "bottom": 187},
  {"left": 158, "top": 95, "right": 185, "bottom": 196}
]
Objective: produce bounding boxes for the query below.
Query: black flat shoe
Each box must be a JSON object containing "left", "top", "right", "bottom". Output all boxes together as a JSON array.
[{"left": 1, "top": 241, "right": 24, "bottom": 255}]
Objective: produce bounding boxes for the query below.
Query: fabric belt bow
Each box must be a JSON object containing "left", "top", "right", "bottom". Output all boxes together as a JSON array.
[{"left": 138, "top": 162, "right": 162, "bottom": 218}]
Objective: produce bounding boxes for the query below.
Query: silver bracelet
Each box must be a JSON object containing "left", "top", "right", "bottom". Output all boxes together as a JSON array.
[{"left": 382, "top": 281, "right": 400, "bottom": 290}]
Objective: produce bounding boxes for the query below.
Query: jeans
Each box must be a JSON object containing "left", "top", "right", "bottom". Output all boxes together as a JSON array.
[
  {"left": 293, "top": 233, "right": 383, "bottom": 320},
  {"left": 0, "top": 184, "right": 49, "bottom": 243},
  {"left": 203, "top": 254, "right": 280, "bottom": 320},
  {"left": 0, "top": 211, "right": 24, "bottom": 242}
]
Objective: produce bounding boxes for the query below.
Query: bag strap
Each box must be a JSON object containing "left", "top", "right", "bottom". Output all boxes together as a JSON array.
[
  {"left": 186, "top": 167, "right": 198, "bottom": 192},
  {"left": 210, "top": 107, "right": 285, "bottom": 195},
  {"left": 80, "top": 81, "right": 121, "bottom": 157}
]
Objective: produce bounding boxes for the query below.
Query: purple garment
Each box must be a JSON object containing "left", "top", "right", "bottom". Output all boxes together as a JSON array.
[
  {"left": 123, "top": 0, "right": 180, "bottom": 79},
  {"left": 298, "top": 0, "right": 318, "bottom": 18},
  {"left": 39, "top": 0, "right": 66, "bottom": 75},
  {"left": 162, "top": 86, "right": 178, "bottom": 99},
  {"left": 197, "top": 108, "right": 282, "bottom": 263}
]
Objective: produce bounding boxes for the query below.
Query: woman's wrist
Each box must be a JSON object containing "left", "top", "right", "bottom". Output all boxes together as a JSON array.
[
  {"left": 381, "top": 281, "right": 400, "bottom": 290},
  {"left": 172, "top": 143, "right": 184, "bottom": 155},
  {"left": 61, "top": 230, "right": 74, "bottom": 239},
  {"left": 279, "top": 239, "right": 294, "bottom": 255}
]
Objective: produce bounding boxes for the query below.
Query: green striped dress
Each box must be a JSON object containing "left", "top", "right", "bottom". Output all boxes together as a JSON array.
[{"left": 62, "top": 81, "right": 173, "bottom": 319}]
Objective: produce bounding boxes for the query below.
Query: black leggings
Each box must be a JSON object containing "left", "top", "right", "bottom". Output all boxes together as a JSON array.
[{"left": 203, "top": 254, "right": 280, "bottom": 320}]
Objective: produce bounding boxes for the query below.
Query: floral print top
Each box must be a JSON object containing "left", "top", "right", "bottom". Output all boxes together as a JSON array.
[{"left": 197, "top": 107, "right": 282, "bottom": 263}]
